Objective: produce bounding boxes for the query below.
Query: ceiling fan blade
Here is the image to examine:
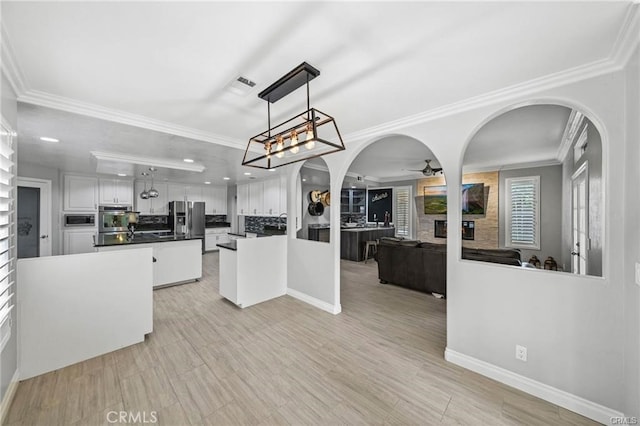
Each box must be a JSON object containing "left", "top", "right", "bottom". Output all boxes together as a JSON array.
[
  {"left": 432, "top": 168, "right": 443, "bottom": 173},
  {"left": 406, "top": 169, "right": 426, "bottom": 172}
]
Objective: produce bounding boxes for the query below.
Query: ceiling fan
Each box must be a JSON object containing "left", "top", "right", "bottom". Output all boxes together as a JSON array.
[{"left": 407, "top": 159, "right": 443, "bottom": 176}]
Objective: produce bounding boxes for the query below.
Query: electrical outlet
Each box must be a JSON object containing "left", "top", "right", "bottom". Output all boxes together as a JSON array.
[
  {"left": 516, "top": 345, "right": 527, "bottom": 362},
  {"left": 636, "top": 262, "right": 640, "bottom": 286}
]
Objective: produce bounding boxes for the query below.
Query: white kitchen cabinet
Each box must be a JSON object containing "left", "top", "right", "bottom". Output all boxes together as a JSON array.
[
  {"left": 249, "top": 181, "right": 264, "bottom": 216},
  {"left": 263, "top": 178, "right": 280, "bottom": 216},
  {"left": 99, "top": 179, "right": 133, "bottom": 206},
  {"left": 204, "top": 227, "right": 231, "bottom": 251},
  {"left": 203, "top": 186, "right": 227, "bottom": 215},
  {"left": 63, "top": 175, "right": 98, "bottom": 211},
  {"left": 167, "top": 184, "right": 186, "bottom": 202},
  {"left": 237, "top": 183, "right": 249, "bottom": 215},
  {"left": 63, "top": 229, "right": 96, "bottom": 254},
  {"left": 134, "top": 181, "right": 168, "bottom": 215},
  {"left": 185, "top": 185, "right": 203, "bottom": 202}
]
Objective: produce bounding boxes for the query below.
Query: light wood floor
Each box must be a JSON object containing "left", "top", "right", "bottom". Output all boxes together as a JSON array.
[{"left": 7, "top": 252, "right": 598, "bottom": 425}]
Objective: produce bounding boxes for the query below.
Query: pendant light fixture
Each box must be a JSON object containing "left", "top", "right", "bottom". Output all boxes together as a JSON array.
[
  {"left": 139, "top": 172, "right": 150, "bottom": 199},
  {"left": 147, "top": 167, "right": 159, "bottom": 198},
  {"left": 242, "top": 62, "right": 345, "bottom": 169}
]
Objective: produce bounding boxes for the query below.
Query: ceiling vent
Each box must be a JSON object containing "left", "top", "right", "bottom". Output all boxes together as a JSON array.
[{"left": 227, "top": 75, "right": 257, "bottom": 96}]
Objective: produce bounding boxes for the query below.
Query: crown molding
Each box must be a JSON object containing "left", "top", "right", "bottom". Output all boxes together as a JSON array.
[
  {"left": 19, "top": 90, "right": 247, "bottom": 150},
  {"left": 610, "top": 3, "right": 640, "bottom": 67},
  {"left": 90, "top": 151, "right": 206, "bottom": 173},
  {"left": 0, "top": 25, "right": 28, "bottom": 96},
  {"left": 462, "top": 159, "right": 561, "bottom": 174}
]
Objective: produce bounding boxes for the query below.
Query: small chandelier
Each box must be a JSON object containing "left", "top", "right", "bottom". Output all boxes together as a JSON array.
[{"left": 242, "top": 62, "right": 345, "bottom": 169}]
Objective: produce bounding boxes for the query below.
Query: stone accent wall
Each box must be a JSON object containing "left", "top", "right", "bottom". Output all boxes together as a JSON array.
[{"left": 416, "top": 171, "right": 499, "bottom": 249}]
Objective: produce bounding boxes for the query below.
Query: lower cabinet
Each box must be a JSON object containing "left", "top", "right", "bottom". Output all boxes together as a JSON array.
[
  {"left": 63, "top": 229, "right": 97, "bottom": 255},
  {"left": 205, "top": 228, "right": 231, "bottom": 251}
]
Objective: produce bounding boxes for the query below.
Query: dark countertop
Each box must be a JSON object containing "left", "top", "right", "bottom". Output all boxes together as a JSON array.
[
  {"left": 229, "top": 232, "right": 274, "bottom": 238},
  {"left": 94, "top": 233, "right": 203, "bottom": 247},
  {"left": 341, "top": 226, "right": 395, "bottom": 232},
  {"left": 217, "top": 241, "right": 237, "bottom": 251},
  {"left": 206, "top": 222, "right": 231, "bottom": 228}
]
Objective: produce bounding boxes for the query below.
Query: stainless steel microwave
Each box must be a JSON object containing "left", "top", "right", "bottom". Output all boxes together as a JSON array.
[{"left": 64, "top": 214, "right": 96, "bottom": 227}]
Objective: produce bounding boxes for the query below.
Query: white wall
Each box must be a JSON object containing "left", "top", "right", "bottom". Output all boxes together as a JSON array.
[
  {"left": 286, "top": 68, "right": 632, "bottom": 422},
  {"left": 17, "top": 248, "right": 153, "bottom": 379},
  {"left": 623, "top": 44, "right": 640, "bottom": 418}
]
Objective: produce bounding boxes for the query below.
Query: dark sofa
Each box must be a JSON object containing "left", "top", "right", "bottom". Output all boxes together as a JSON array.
[{"left": 375, "top": 238, "right": 521, "bottom": 297}]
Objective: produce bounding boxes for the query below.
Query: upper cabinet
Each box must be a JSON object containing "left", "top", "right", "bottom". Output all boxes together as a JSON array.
[
  {"left": 134, "top": 181, "right": 168, "bottom": 215},
  {"left": 237, "top": 177, "right": 287, "bottom": 217},
  {"left": 237, "top": 183, "right": 249, "bottom": 215},
  {"left": 167, "top": 184, "right": 186, "bottom": 202},
  {"left": 99, "top": 179, "right": 133, "bottom": 206},
  {"left": 185, "top": 185, "right": 204, "bottom": 202},
  {"left": 64, "top": 175, "right": 98, "bottom": 211},
  {"left": 202, "top": 186, "right": 227, "bottom": 214}
]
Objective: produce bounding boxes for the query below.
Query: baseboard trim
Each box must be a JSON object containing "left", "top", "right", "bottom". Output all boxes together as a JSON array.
[
  {"left": 444, "top": 348, "right": 623, "bottom": 424},
  {"left": 0, "top": 368, "right": 20, "bottom": 425},
  {"left": 286, "top": 288, "right": 341, "bottom": 315}
]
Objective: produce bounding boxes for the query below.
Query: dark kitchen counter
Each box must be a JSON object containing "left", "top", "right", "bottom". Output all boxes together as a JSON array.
[
  {"left": 216, "top": 241, "right": 237, "bottom": 251},
  {"left": 94, "top": 233, "right": 203, "bottom": 247},
  {"left": 206, "top": 222, "right": 231, "bottom": 228}
]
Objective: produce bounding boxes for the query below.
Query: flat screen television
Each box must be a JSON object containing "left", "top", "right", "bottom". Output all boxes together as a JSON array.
[{"left": 461, "top": 183, "right": 485, "bottom": 215}]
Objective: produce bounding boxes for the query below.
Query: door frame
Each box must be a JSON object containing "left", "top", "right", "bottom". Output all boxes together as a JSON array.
[
  {"left": 17, "top": 177, "right": 52, "bottom": 257},
  {"left": 571, "top": 162, "right": 589, "bottom": 275}
]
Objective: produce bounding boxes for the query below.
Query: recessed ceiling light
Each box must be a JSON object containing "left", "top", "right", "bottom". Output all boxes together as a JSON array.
[
  {"left": 40, "top": 136, "right": 59, "bottom": 143},
  {"left": 268, "top": 168, "right": 276, "bottom": 172},
  {"left": 204, "top": 181, "right": 211, "bottom": 185},
  {"left": 351, "top": 185, "right": 356, "bottom": 189},
  {"left": 223, "top": 177, "right": 230, "bottom": 180},
  {"left": 183, "top": 158, "right": 194, "bottom": 163},
  {"left": 302, "top": 178, "right": 307, "bottom": 182},
  {"left": 243, "top": 172, "right": 251, "bottom": 176},
  {"left": 117, "top": 173, "right": 127, "bottom": 177}
]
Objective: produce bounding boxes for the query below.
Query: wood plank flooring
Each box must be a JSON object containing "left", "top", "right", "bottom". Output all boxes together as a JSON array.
[{"left": 7, "top": 252, "right": 598, "bottom": 425}]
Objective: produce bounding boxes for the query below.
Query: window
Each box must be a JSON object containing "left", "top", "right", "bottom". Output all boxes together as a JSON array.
[
  {"left": 0, "top": 122, "right": 14, "bottom": 352},
  {"left": 573, "top": 124, "right": 588, "bottom": 164},
  {"left": 394, "top": 186, "right": 412, "bottom": 238},
  {"left": 505, "top": 176, "right": 540, "bottom": 249}
]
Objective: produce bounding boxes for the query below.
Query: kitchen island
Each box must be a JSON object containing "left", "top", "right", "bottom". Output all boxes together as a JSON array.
[
  {"left": 340, "top": 226, "right": 395, "bottom": 261},
  {"left": 95, "top": 233, "right": 202, "bottom": 288},
  {"left": 217, "top": 235, "right": 286, "bottom": 308}
]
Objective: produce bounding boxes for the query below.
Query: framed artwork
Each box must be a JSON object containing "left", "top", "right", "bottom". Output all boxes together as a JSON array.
[{"left": 424, "top": 185, "right": 447, "bottom": 214}]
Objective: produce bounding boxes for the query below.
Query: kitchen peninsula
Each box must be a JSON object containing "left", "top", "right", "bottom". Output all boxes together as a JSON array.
[
  {"left": 95, "top": 233, "right": 202, "bottom": 288},
  {"left": 340, "top": 226, "right": 395, "bottom": 261},
  {"left": 217, "top": 235, "right": 286, "bottom": 308}
]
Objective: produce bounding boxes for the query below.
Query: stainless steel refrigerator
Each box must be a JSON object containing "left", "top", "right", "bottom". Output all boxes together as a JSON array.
[{"left": 169, "top": 201, "right": 205, "bottom": 253}]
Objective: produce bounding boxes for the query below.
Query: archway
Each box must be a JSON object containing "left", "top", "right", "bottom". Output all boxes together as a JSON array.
[{"left": 461, "top": 103, "right": 604, "bottom": 277}]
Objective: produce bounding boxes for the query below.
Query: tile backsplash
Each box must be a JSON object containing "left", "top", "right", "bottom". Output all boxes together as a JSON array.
[{"left": 244, "top": 216, "right": 287, "bottom": 233}]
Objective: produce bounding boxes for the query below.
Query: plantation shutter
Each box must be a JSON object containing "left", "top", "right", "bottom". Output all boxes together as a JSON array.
[
  {"left": 505, "top": 176, "right": 540, "bottom": 249},
  {"left": 0, "top": 123, "right": 14, "bottom": 352},
  {"left": 394, "top": 186, "right": 411, "bottom": 237}
]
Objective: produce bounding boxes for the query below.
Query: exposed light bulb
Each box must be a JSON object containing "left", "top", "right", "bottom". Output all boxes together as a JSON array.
[
  {"left": 290, "top": 129, "right": 299, "bottom": 154},
  {"left": 275, "top": 135, "right": 284, "bottom": 158},
  {"left": 305, "top": 123, "right": 315, "bottom": 150},
  {"left": 265, "top": 141, "right": 272, "bottom": 159}
]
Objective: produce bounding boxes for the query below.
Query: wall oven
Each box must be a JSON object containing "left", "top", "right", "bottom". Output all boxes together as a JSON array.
[
  {"left": 64, "top": 214, "right": 96, "bottom": 227},
  {"left": 98, "top": 205, "right": 133, "bottom": 233}
]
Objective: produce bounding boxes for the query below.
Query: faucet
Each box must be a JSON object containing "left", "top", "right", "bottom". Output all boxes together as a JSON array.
[{"left": 277, "top": 213, "right": 287, "bottom": 230}]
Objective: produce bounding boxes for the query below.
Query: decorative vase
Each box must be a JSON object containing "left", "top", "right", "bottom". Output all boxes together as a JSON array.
[
  {"left": 544, "top": 256, "right": 558, "bottom": 271},
  {"left": 528, "top": 255, "right": 541, "bottom": 268}
]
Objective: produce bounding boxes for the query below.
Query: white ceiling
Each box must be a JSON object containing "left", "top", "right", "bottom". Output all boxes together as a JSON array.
[{"left": 2, "top": 2, "right": 632, "bottom": 183}]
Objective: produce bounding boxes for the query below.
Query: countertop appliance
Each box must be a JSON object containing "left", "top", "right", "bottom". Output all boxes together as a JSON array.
[
  {"left": 98, "top": 205, "right": 133, "bottom": 233},
  {"left": 169, "top": 201, "right": 205, "bottom": 252},
  {"left": 64, "top": 214, "right": 96, "bottom": 227}
]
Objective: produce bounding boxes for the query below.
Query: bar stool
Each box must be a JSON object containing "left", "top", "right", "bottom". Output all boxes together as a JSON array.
[{"left": 363, "top": 240, "right": 378, "bottom": 264}]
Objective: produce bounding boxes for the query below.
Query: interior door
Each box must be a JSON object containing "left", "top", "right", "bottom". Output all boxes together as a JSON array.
[
  {"left": 571, "top": 164, "right": 588, "bottom": 275},
  {"left": 17, "top": 177, "right": 52, "bottom": 257}
]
